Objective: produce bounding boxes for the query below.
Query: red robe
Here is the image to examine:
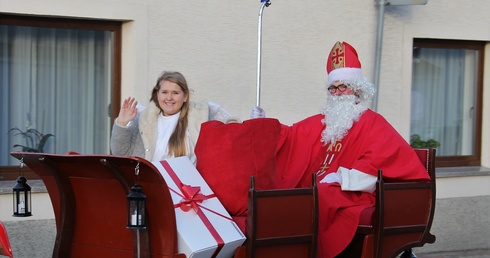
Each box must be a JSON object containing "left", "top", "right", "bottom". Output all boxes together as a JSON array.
[{"left": 276, "top": 109, "right": 430, "bottom": 257}]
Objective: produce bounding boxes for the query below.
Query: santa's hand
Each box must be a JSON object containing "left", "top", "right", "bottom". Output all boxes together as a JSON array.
[
  {"left": 320, "top": 172, "right": 343, "bottom": 184},
  {"left": 250, "top": 106, "right": 266, "bottom": 119}
]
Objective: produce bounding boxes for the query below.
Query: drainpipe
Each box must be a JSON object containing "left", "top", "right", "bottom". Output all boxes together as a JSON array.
[
  {"left": 372, "top": 0, "right": 429, "bottom": 111},
  {"left": 373, "top": 0, "right": 386, "bottom": 111}
]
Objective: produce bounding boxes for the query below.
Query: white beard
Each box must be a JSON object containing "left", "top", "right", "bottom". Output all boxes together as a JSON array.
[{"left": 320, "top": 94, "right": 367, "bottom": 145}]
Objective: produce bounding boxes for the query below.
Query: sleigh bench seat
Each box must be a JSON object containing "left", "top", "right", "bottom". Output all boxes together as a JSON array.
[{"left": 234, "top": 148, "right": 436, "bottom": 258}]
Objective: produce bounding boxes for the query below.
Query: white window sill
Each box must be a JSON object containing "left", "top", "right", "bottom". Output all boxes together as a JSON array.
[{"left": 436, "top": 166, "right": 490, "bottom": 178}]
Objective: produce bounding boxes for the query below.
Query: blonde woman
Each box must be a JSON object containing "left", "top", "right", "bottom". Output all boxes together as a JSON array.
[{"left": 111, "top": 71, "right": 237, "bottom": 164}]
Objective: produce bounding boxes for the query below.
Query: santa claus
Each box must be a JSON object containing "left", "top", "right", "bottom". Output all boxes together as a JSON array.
[{"left": 273, "top": 41, "right": 430, "bottom": 257}]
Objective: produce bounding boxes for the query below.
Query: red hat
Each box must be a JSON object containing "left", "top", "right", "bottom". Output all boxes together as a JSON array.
[{"left": 326, "top": 41, "right": 362, "bottom": 84}]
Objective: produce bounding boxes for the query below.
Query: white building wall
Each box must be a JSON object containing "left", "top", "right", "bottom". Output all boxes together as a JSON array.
[
  {"left": 2, "top": 1, "right": 488, "bottom": 134},
  {"left": 1, "top": 0, "right": 490, "bottom": 254}
]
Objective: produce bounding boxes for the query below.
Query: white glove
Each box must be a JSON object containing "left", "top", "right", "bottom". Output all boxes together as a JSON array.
[
  {"left": 320, "top": 172, "right": 343, "bottom": 184},
  {"left": 250, "top": 106, "right": 266, "bottom": 119}
]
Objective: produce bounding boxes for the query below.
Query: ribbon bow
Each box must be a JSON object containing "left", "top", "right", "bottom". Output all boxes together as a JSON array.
[{"left": 175, "top": 184, "right": 215, "bottom": 212}]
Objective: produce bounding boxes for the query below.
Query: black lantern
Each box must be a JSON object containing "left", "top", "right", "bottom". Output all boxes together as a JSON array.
[
  {"left": 126, "top": 184, "right": 146, "bottom": 229},
  {"left": 13, "top": 176, "right": 32, "bottom": 217}
]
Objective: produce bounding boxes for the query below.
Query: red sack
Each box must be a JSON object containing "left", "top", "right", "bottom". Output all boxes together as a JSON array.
[{"left": 195, "top": 118, "right": 281, "bottom": 217}]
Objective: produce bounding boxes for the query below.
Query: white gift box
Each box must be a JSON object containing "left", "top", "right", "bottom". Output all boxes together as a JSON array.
[{"left": 153, "top": 157, "right": 246, "bottom": 258}]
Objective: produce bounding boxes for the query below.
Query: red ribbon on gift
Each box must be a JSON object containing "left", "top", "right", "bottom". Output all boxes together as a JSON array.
[
  {"left": 161, "top": 160, "right": 225, "bottom": 258},
  {"left": 174, "top": 184, "right": 215, "bottom": 212}
]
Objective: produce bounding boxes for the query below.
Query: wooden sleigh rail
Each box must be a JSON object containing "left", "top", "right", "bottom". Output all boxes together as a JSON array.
[
  {"left": 340, "top": 148, "right": 437, "bottom": 258},
  {"left": 9, "top": 148, "right": 436, "bottom": 258},
  {"left": 233, "top": 174, "right": 319, "bottom": 258}
]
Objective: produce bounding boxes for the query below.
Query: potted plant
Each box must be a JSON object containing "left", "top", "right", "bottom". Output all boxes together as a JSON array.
[
  {"left": 9, "top": 127, "right": 54, "bottom": 153},
  {"left": 410, "top": 134, "right": 440, "bottom": 149}
]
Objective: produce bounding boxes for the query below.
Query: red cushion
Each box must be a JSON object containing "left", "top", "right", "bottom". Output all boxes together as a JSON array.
[
  {"left": 195, "top": 118, "right": 281, "bottom": 217},
  {"left": 232, "top": 216, "right": 247, "bottom": 234},
  {"left": 358, "top": 207, "right": 375, "bottom": 226}
]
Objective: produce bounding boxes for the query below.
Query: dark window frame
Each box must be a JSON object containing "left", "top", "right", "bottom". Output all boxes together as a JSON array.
[
  {"left": 0, "top": 14, "right": 122, "bottom": 180},
  {"left": 413, "top": 38, "right": 484, "bottom": 167}
]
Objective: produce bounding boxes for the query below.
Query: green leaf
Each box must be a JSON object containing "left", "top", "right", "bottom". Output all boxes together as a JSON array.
[
  {"left": 13, "top": 144, "right": 39, "bottom": 152},
  {"left": 37, "top": 134, "right": 55, "bottom": 152}
]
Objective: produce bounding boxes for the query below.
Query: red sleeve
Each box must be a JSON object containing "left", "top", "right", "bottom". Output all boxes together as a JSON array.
[
  {"left": 337, "top": 110, "right": 430, "bottom": 181},
  {"left": 275, "top": 115, "right": 325, "bottom": 188}
]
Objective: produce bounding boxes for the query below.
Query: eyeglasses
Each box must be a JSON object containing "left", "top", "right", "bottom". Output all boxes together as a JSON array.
[{"left": 327, "top": 84, "right": 349, "bottom": 94}]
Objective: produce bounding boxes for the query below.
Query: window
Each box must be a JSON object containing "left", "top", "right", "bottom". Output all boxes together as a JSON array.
[
  {"left": 411, "top": 39, "right": 484, "bottom": 167},
  {"left": 0, "top": 15, "right": 121, "bottom": 180}
]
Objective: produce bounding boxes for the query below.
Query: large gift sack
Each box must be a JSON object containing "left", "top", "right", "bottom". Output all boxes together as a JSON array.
[{"left": 195, "top": 118, "right": 281, "bottom": 220}]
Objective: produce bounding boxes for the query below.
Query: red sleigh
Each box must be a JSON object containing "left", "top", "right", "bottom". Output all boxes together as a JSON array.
[{"left": 9, "top": 148, "right": 435, "bottom": 258}]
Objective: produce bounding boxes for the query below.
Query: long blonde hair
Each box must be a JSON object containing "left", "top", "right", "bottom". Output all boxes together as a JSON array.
[{"left": 150, "top": 71, "right": 190, "bottom": 157}]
